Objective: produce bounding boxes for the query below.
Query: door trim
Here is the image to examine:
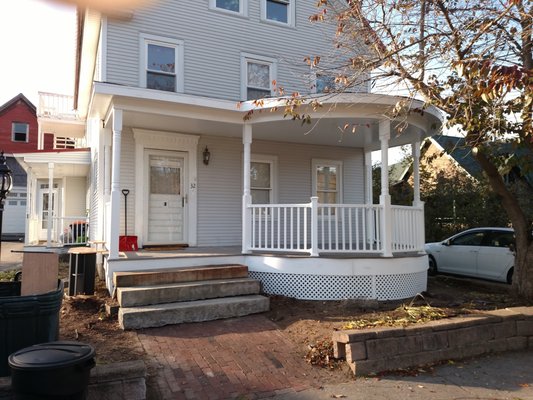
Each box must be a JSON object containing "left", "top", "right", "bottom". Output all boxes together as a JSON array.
[{"left": 133, "top": 129, "right": 199, "bottom": 248}]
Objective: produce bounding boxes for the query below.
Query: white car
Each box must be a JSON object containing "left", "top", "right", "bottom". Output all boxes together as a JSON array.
[{"left": 425, "top": 227, "right": 515, "bottom": 284}]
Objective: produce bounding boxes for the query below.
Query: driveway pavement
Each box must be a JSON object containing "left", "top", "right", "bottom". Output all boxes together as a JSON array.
[
  {"left": 0, "top": 241, "right": 23, "bottom": 272},
  {"left": 137, "top": 313, "right": 533, "bottom": 400}
]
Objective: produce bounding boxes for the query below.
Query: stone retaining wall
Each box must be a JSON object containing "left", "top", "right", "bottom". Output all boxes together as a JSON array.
[{"left": 333, "top": 307, "right": 533, "bottom": 376}]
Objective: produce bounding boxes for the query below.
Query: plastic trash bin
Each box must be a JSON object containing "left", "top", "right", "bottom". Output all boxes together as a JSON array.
[
  {"left": 0, "top": 281, "right": 63, "bottom": 377},
  {"left": 9, "top": 341, "right": 95, "bottom": 400},
  {"left": 68, "top": 247, "right": 97, "bottom": 296}
]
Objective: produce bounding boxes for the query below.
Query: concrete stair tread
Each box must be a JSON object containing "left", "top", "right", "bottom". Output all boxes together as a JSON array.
[
  {"left": 117, "top": 277, "right": 262, "bottom": 307},
  {"left": 119, "top": 295, "right": 270, "bottom": 330}
]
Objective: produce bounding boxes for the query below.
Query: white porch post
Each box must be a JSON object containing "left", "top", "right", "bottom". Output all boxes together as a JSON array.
[
  {"left": 412, "top": 139, "right": 426, "bottom": 249},
  {"left": 310, "top": 196, "right": 319, "bottom": 256},
  {"left": 109, "top": 109, "right": 123, "bottom": 259},
  {"left": 412, "top": 140, "right": 422, "bottom": 206},
  {"left": 379, "top": 120, "right": 393, "bottom": 257},
  {"left": 364, "top": 150, "right": 374, "bottom": 247},
  {"left": 242, "top": 124, "right": 252, "bottom": 254},
  {"left": 46, "top": 162, "right": 54, "bottom": 247}
]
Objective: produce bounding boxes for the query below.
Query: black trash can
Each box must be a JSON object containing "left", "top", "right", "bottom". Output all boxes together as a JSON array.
[
  {"left": 68, "top": 248, "right": 97, "bottom": 296},
  {"left": 0, "top": 281, "right": 63, "bottom": 377},
  {"left": 9, "top": 341, "right": 95, "bottom": 400}
]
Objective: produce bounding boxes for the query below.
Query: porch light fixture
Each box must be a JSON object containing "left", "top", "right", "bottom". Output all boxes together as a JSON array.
[
  {"left": 0, "top": 151, "right": 13, "bottom": 263},
  {"left": 203, "top": 146, "right": 211, "bottom": 165}
]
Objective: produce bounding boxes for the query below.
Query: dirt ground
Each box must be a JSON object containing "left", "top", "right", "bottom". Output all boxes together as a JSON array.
[{"left": 57, "top": 273, "right": 531, "bottom": 380}]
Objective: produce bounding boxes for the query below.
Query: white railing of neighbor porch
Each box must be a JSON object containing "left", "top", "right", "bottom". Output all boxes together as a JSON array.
[
  {"left": 391, "top": 205, "right": 425, "bottom": 252},
  {"left": 248, "top": 198, "right": 384, "bottom": 255},
  {"left": 53, "top": 216, "right": 89, "bottom": 246}
]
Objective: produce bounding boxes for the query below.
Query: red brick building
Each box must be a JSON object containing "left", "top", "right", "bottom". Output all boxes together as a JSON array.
[{"left": 0, "top": 94, "right": 52, "bottom": 238}]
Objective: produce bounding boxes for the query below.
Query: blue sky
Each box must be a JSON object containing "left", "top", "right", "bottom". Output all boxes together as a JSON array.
[{"left": 0, "top": 0, "right": 76, "bottom": 107}]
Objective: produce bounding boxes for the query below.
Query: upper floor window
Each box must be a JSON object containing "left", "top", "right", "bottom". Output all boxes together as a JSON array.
[
  {"left": 12, "top": 122, "right": 29, "bottom": 142},
  {"left": 140, "top": 34, "right": 184, "bottom": 93},
  {"left": 241, "top": 53, "right": 277, "bottom": 100},
  {"left": 315, "top": 74, "right": 336, "bottom": 94},
  {"left": 312, "top": 160, "right": 342, "bottom": 204},
  {"left": 209, "top": 0, "right": 246, "bottom": 15},
  {"left": 261, "top": 0, "right": 295, "bottom": 26}
]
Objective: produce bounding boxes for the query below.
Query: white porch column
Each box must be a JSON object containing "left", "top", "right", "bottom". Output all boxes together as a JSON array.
[
  {"left": 364, "top": 151, "right": 373, "bottom": 205},
  {"left": 109, "top": 109, "right": 123, "bottom": 259},
  {"left": 46, "top": 162, "right": 54, "bottom": 247},
  {"left": 412, "top": 140, "right": 422, "bottom": 206},
  {"left": 242, "top": 124, "right": 252, "bottom": 253},
  {"left": 379, "top": 120, "right": 392, "bottom": 257},
  {"left": 412, "top": 139, "right": 425, "bottom": 249}
]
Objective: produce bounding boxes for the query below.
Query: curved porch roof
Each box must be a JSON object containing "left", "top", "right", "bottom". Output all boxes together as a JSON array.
[{"left": 91, "top": 82, "right": 442, "bottom": 150}]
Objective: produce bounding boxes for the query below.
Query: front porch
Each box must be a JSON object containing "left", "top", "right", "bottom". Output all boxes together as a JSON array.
[{"left": 107, "top": 245, "right": 427, "bottom": 301}]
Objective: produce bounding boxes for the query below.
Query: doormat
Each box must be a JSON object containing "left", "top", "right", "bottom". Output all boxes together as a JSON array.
[{"left": 142, "top": 244, "right": 189, "bottom": 251}]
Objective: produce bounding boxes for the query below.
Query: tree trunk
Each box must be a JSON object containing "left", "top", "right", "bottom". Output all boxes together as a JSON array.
[{"left": 513, "top": 240, "right": 533, "bottom": 301}]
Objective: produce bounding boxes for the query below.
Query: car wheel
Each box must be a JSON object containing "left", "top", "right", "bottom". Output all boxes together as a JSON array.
[
  {"left": 428, "top": 255, "right": 438, "bottom": 276},
  {"left": 506, "top": 268, "right": 514, "bottom": 284}
]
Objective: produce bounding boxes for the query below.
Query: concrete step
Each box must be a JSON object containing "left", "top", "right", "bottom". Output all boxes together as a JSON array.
[
  {"left": 119, "top": 295, "right": 270, "bottom": 330},
  {"left": 117, "top": 278, "right": 262, "bottom": 307},
  {"left": 113, "top": 264, "right": 249, "bottom": 288}
]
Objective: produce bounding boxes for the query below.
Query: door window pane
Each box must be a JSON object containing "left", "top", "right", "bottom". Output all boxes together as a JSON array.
[{"left": 150, "top": 157, "right": 181, "bottom": 195}]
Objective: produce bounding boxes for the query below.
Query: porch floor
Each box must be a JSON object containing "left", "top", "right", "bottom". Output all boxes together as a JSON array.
[{"left": 116, "top": 245, "right": 421, "bottom": 261}]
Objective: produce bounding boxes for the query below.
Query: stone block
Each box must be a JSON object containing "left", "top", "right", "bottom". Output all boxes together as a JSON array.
[
  {"left": 333, "top": 341, "right": 346, "bottom": 359},
  {"left": 483, "top": 308, "right": 523, "bottom": 321},
  {"left": 421, "top": 331, "right": 449, "bottom": 351},
  {"left": 492, "top": 321, "right": 517, "bottom": 339},
  {"left": 397, "top": 335, "right": 424, "bottom": 355},
  {"left": 403, "top": 323, "right": 434, "bottom": 336},
  {"left": 355, "top": 354, "right": 414, "bottom": 376},
  {"left": 366, "top": 337, "right": 401, "bottom": 359},
  {"left": 458, "top": 343, "right": 487, "bottom": 359},
  {"left": 529, "top": 337, "right": 533, "bottom": 349},
  {"left": 517, "top": 320, "right": 533, "bottom": 336},
  {"left": 506, "top": 336, "right": 528, "bottom": 351},
  {"left": 431, "top": 315, "right": 488, "bottom": 331},
  {"left": 485, "top": 338, "right": 509, "bottom": 353},
  {"left": 346, "top": 342, "right": 367, "bottom": 362},
  {"left": 448, "top": 325, "right": 494, "bottom": 348}
]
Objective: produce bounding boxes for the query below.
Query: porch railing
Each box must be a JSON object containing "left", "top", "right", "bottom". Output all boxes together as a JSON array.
[
  {"left": 38, "top": 92, "right": 79, "bottom": 120},
  {"left": 52, "top": 216, "right": 89, "bottom": 246},
  {"left": 247, "top": 198, "right": 424, "bottom": 256}
]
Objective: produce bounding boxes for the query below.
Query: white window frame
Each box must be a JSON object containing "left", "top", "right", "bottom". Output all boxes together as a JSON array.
[
  {"left": 260, "top": 0, "right": 295, "bottom": 27},
  {"left": 139, "top": 33, "right": 184, "bottom": 93},
  {"left": 12, "top": 122, "right": 29, "bottom": 143},
  {"left": 209, "top": 0, "right": 247, "bottom": 16},
  {"left": 250, "top": 154, "right": 278, "bottom": 204},
  {"left": 312, "top": 159, "right": 343, "bottom": 204},
  {"left": 241, "top": 53, "right": 277, "bottom": 101}
]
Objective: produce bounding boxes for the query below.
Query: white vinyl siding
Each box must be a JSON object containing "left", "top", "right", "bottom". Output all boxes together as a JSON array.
[
  {"left": 196, "top": 136, "right": 363, "bottom": 246},
  {"left": 104, "top": 0, "right": 355, "bottom": 101}
]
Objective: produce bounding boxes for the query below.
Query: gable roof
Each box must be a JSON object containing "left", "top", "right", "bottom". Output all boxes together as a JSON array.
[
  {"left": 430, "top": 135, "right": 483, "bottom": 178},
  {"left": 0, "top": 93, "right": 36, "bottom": 116}
]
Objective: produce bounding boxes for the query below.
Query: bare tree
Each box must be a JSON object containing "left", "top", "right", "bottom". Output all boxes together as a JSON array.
[{"left": 300, "top": 0, "right": 532, "bottom": 298}]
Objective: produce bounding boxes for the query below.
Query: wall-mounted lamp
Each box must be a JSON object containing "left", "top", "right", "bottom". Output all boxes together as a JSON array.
[{"left": 203, "top": 146, "right": 211, "bottom": 165}]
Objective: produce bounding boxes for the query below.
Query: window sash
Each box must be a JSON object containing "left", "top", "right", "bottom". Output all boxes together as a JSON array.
[
  {"left": 266, "top": 0, "right": 289, "bottom": 23},
  {"left": 12, "top": 122, "right": 28, "bottom": 142},
  {"left": 215, "top": 0, "right": 241, "bottom": 12},
  {"left": 251, "top": 161, "right": 272, "bottom": 204}
]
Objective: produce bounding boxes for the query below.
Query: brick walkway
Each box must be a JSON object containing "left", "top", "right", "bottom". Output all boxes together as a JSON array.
[{"left": 137, "top": 315, "right": 320, "bottom": 399}]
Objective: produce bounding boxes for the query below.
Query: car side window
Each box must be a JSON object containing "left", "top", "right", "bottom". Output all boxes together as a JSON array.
[
  {"left": 488, "top": 231, "right": 515, "bottom": 248},
  {"left": 450, "top": 232, "right": 485, "bottom": 246}
]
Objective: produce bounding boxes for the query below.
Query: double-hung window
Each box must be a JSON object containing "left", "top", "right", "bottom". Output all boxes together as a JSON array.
[
  {"left": 250, "top": 156, "right": 277, "bottom": 204},
  {"left": 261, "top": 0, "right": 295, "bottom": 26},
  {"left": 209, "top": 0, "right": 246, "bottom": 15},
  {"left": 140, "top": 34, "right": 183, "bottom": 93},
  {"left": 312, "top": 160, "right": 342, "bottom": 204},
  {"left": 315, "top": 74, "right": 336, "bottom": 94},
  {"left": 12, "top": 122, "right": 29, "bottom": 142},
  {"left": 241, "top": 54, "right": 277, "bottom": 100}
]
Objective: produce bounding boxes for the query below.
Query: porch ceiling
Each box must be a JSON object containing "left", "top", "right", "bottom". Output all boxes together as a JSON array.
[
  {"left": 14, "top": 151, "right": 91, "bottom": 179},
  {"left": 92, "top": 84, "right": 442, "bottom": 150}
]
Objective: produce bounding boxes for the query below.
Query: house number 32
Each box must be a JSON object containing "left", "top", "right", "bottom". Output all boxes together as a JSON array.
[{"left": 190, "top": 183, "right": 196, "bottom": 189}]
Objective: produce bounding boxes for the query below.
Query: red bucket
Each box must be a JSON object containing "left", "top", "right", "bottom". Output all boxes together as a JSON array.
[{"left": 119, "top": 236, "right": 138, "bottom": 251}]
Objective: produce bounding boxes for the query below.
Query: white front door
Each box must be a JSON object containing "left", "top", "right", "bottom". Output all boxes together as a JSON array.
[
  {"left": 38, "top": 183, "right": 58, "bottom": 241},
  {"left": 145, "top": 152, "right": 187, "bottom": 244}
]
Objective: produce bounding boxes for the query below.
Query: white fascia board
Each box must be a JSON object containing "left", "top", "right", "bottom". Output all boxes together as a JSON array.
[{"left": 13, "top": 151, "right": 91, "bottom": 165}]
